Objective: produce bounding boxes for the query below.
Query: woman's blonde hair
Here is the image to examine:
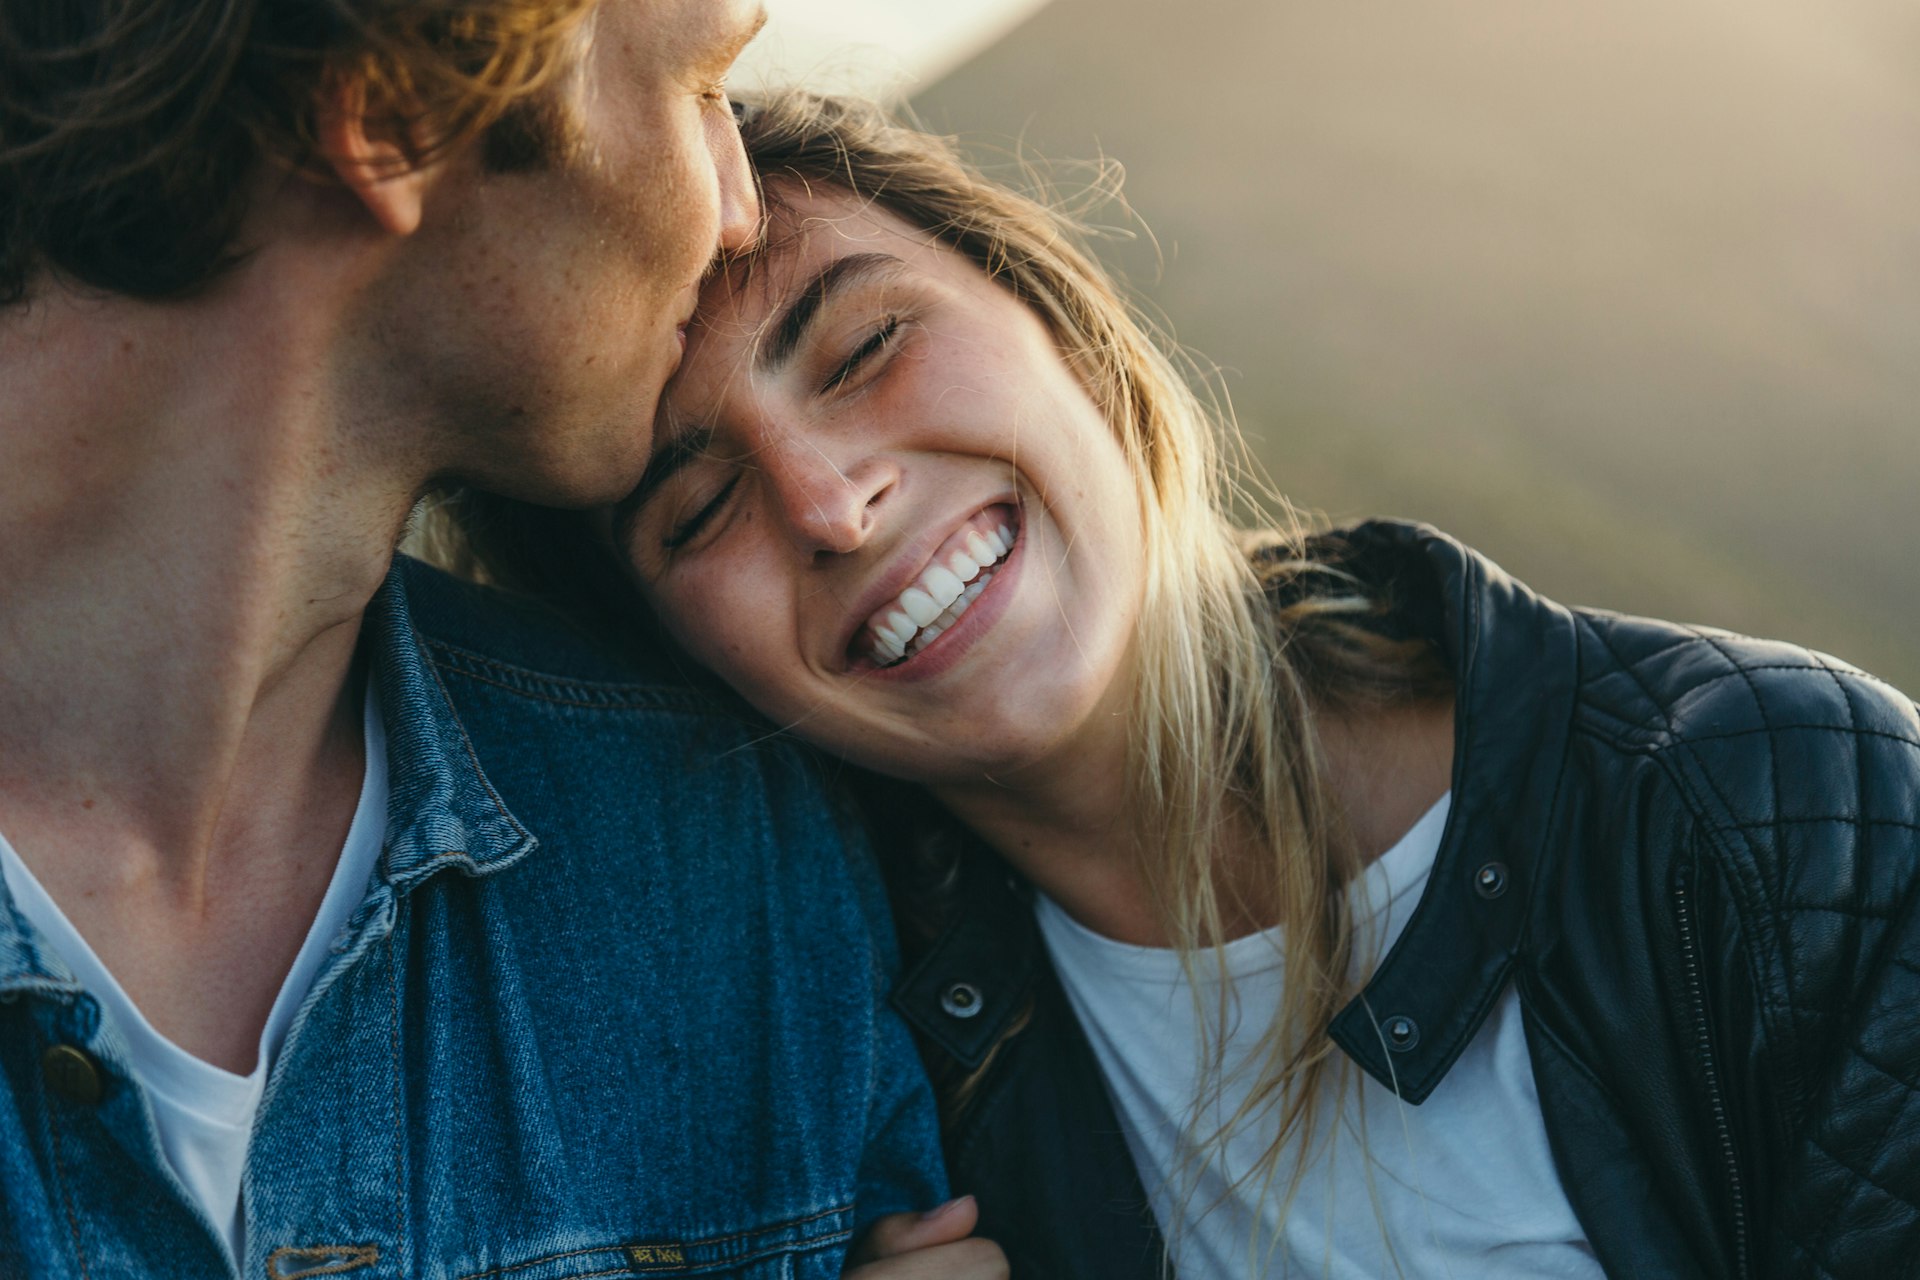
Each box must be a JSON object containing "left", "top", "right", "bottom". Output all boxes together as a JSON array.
[{"left": 725, "top": 91, "right": 1451, "bottom": 1257}]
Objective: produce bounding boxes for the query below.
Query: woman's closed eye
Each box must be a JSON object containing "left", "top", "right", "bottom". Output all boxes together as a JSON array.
[
  {"left": 664, "top": 472, "right": 743, "bottom": 551},
  {"left": 820, "top": 315, "right": 901, "bottom": 394}
]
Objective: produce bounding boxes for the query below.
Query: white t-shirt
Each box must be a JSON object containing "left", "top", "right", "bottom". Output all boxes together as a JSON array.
[
  {"left": 0, "top": 685, "right": 388, "bottom": 1266},
  {"left": 1036, "top": 794, "right": 1604, "bottom": 1279}
]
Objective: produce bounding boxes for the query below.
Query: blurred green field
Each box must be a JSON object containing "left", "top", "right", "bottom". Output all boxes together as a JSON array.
[{"left": 911, "top": 0, "right": 1920, "bottom": 691}]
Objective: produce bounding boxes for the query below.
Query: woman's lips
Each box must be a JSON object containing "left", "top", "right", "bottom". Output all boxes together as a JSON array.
[{"left": 848, "top": 503, "right": 1022, "bottom": 672}]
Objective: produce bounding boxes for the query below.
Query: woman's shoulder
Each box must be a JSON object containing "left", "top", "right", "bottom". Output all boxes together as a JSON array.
[
  {"left": 1245, "top": 517, "right": 1920, "bottom": 848},
  {"left": 1571, "top": 606, "right": 1918, "bottom": 758},
  {"left": 1245, "top": 517, "right": 1917, "bottom": 757},
  {"left": 1569, "top": 608, "right": 1920, "bottom": 898}
]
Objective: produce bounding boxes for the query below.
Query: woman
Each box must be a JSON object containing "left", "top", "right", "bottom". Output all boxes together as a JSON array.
[{"left": 447, "top": 92, "right": 1920, "bottom": 1278}]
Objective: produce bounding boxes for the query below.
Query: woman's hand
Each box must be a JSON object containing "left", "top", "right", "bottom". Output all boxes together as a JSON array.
[{"left": 842, "top": 1196, "right": 1009, "bottom": 1279}]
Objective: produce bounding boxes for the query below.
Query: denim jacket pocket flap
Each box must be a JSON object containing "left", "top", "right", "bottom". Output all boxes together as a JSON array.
[{"left": 454, "top": 1205, "right": 856, "bottom": 1280}]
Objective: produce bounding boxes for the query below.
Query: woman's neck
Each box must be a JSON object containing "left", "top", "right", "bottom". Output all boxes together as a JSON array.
[
  {"left": 929, "top": 691, "right": 1172, "bottom": 945},
  {"left": 1315, "top": 696, "right": 1457, "bottom": 868},
  {"left": 929, "top": 693, "right": 1456, "bottom": 950}
]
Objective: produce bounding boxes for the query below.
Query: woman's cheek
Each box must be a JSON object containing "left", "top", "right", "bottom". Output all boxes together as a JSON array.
[{"left": 697, "top": 577, "right": 772, "bottom": 687}]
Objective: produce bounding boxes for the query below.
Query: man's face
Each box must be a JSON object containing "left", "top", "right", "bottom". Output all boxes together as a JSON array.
[{"left": 382, "top": 0, "right": 764, "bottom": 508}]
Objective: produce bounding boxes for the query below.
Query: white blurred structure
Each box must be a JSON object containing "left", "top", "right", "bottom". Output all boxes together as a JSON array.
[{"left": 732, "top": 0, "right": 1052, "bottom": 100}]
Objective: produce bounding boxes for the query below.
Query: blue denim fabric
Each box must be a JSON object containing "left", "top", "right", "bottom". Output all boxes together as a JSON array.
[{"left": 0, "top": 558, "right": 945, "bottom": 1279}]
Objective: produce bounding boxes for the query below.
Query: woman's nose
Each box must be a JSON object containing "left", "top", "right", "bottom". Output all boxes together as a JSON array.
[{"left": 766, "top": 440, "right": 896, "bottom": 556}]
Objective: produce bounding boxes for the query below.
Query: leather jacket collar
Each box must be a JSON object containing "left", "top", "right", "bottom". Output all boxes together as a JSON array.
[
  {"left": 893, "top": 520, "right": 1580, "bottom": 1105},
  {"left": 1321, "top": 521, "right": 1581, "bottom": 1101}
]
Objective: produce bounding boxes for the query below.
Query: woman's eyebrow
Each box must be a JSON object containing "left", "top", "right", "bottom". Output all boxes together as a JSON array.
[
  {"left": 613, "top": 251, "right": 907, "bottom": 546},
  {"left": 758, "top": 252, "right": 906, "bottom": 370}
]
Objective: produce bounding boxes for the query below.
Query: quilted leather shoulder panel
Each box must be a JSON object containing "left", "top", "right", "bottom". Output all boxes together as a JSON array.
[
  {"left": 1576, "top": 613, "right": 1917, "bottom": 826},
  {"left": 1575, "top": 609, "right": 1920, "bottom": 1276}
]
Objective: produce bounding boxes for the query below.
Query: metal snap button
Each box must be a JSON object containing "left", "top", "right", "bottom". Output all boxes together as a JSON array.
[
  {"left": 42, "top": 1044, "right": 105, "bottom": 1105},
  {"left": 1474, "top": 861, "right": 1510, "bottom": 900},
  {"left": 1382, "top": 1015, "right": 1420, "bottom": 1052},
  {"left": 940, "top": 982, "right": 985, "bottom": 1019}
]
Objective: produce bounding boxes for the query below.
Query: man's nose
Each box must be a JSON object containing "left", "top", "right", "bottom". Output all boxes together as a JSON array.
[
  {"left": 713, "top": 100, "right": 760, "bottom": 254},
  {"left": 767, "top": 440, "right": 897, "bottom": 557}
]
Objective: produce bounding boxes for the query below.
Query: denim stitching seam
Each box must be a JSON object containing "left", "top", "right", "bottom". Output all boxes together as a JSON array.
[
  {"left": 387, "top": 930, "right": 405, "bottom": 1274},
  {"left": 452, "top": 1206, "right": 852, "bottom": 1280},
  {"left": 40, "top": 1074, "right": 93, "bottom": 1280},
  {"left": 265, "top": 1244, "right": 380, "bottom": 1277}
]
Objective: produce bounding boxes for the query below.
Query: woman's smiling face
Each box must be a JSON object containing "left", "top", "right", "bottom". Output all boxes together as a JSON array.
[{"left": 614, "top": 185, "right": 1146, "bottom": 787}]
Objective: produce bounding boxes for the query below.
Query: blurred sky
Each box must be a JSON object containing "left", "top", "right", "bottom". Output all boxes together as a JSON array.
[
  {"left": 732, "top": 0, "right": 1051, "bottom": 99},
  {"left": 742, "top": 0, "right": 1920, "bottom": 691}
]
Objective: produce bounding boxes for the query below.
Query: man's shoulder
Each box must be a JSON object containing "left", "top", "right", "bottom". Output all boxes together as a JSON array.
[
  {"left": 389, "top": 552, "right": 836, "bottom": 815},
  {"left": 388, "top": 555, "right": 827, "bottom": 819},
  {"left": 387, "top": 555, "right": 867, "bottom": 895},
  {"left": 393, "top": 553, "right": 733, "bottom": 710}
]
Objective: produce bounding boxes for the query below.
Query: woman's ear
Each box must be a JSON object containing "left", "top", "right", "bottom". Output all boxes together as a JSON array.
[{"left": 313, "top": 72, "right": 435, "bottom": 237}]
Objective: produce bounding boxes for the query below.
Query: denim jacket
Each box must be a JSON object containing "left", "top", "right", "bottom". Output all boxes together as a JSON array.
[{"left": 1, "top": 557, "right": 946, "bottom": 1280}]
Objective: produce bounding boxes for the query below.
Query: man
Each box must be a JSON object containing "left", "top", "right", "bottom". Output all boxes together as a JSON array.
[{"left": 0, "top": 2, "right": 994, "bottom": 1275}]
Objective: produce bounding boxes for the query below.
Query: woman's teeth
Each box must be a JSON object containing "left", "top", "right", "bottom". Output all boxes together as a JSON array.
[{"left": 865, "top": 522, "right": 1015, "bottom": 665}]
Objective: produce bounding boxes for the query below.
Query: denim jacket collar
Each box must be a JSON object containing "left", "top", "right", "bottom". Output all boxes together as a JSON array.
[
  {"left": 362, "top": 562, "right": 538, "bottom": 891},
  {"left": 0, "top": 558, "right": 541, "bottom": 998},
  {"left": 0, "top": 886, "right": 79, "bottom": 1004}
]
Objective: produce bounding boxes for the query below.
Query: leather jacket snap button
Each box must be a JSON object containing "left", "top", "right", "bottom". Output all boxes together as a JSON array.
[
  {"left": 940, "top": 982, "right": 985, "bottom": 1019},
  {"left": 1383, "top": 1015, "right": 1420, "bottom": 1052},
  {"left": 42, "top": 1044, "right": 105, "bottom": 1105},
  {"left": 1474, "top": 861, "right": 1510, "bottom": 900}
]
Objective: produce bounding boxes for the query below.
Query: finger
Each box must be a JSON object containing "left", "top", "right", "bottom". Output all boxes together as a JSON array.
[
  {"left": 843, "top": 1237, "right": 1009, "bottom": 1280},
  {"left": 848, "top": 1197, "right": 980, "bottom": 1264}
]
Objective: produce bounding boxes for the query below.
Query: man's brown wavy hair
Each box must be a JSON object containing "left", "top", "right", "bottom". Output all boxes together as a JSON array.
[{"left": 0, "top": 0, "right": 595, "bottom": 308}]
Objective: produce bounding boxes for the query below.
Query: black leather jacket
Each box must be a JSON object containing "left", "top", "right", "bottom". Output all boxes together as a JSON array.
[{"left": 889, "top": 521, "right": 1920, "bottom": 1279}]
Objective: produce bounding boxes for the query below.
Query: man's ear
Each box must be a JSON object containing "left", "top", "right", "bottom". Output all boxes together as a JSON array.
[{"left": 313, "top": 72, "right": 434, "bottom": 237}]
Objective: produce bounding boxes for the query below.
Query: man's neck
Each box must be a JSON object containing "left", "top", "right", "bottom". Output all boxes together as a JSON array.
[{"left": 0, "top": 269, "right": 424, "bottom": 1069}]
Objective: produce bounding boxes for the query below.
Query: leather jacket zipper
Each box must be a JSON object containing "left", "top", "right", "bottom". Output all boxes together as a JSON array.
[{"left": 1674, "top": 862, "right": 1751, "bottom": 1280}]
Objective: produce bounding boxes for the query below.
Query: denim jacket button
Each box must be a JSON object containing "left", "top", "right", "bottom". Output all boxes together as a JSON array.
[
  {"left": 940, "top": 982, "right": 985, "bottom": 1019},
  {"left": 42, "top": 1044, "right": 105, "bottom": 1106}
]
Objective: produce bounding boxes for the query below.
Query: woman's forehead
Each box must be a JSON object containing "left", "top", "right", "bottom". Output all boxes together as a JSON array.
[{"left": 704, "top": 186, "right": 936, "bottom": 321}]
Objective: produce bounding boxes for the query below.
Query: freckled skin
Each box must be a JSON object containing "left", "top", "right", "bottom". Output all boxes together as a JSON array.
[{"left": 357, "top": 0, "right": 761, "bottom": 508}]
